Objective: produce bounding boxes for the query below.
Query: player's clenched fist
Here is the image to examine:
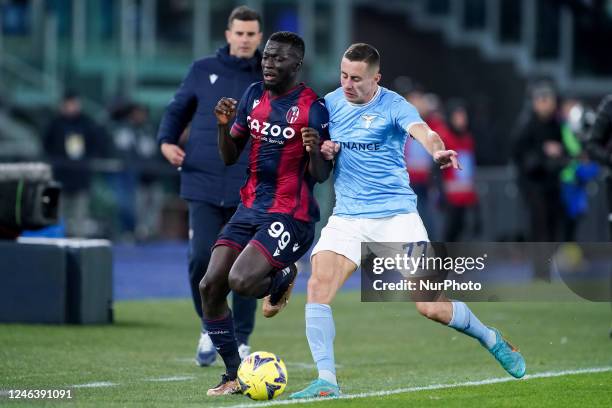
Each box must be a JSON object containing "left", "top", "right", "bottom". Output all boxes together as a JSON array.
[
  {"left": 301, "top": 127, "right": 321, "bottom": 154},
  {"left": 215, "top": 97, "right": 238, "bottom": 125},
  {"left": 320, "top": 140, "right": 340, "bottom": 160}
]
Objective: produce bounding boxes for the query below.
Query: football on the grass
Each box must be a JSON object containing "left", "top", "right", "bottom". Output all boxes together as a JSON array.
[{"left": 237, "top": 351, "right": 288, "bottom": 400}]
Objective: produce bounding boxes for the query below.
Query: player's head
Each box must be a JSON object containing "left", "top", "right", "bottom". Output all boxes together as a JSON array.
[
  {"left": 262, "top": 31, "right": 305, "bottom": 92},
  {"left": 447, "top": 98, "right": 469, "bottom": 133},
  {"left": 404, "top": 83, "right": 427, "bottom": 116},
  {"left": 341, "top": 43, "right": 381, "bottom": 104},
  {"left": 60, "top": 90, "right": 82, "bottom": 117},
  {"left": 530, "top": 81, "right": 557, "bottom": 120},
  {"left": 225, "top": 6, "right": 262, "bottom": 59}
]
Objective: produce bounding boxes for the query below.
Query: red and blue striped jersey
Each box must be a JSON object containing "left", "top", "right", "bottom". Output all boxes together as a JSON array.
[{"left": 230, "top": 82, "right": 330, "bottom": 223}]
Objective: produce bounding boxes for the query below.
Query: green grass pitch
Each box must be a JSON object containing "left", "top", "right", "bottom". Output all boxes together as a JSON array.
[{"left": 2, "top": 292, "right": 611, "bottom": 407}]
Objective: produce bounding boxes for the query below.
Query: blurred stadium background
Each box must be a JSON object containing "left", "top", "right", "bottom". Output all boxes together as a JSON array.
[
  {"left": 1, "top": 0, "right": 611, "bottom": 242},
  {"left": 1, "top": 1, "right": 611, "bottom": 405}
]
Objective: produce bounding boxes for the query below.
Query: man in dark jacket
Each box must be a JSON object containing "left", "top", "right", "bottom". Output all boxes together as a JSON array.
[
  {"left": 513, "top": 83, "right": 568, "bottom": 243},
  {"left": 513, "top": 83, "right": 569, "bottom": 283},
  {"left": 157, "top": 6, "right": 262, "bottom": 366},
  {"left": 43, "top": 91, "right": 107, "bottom": 237}
]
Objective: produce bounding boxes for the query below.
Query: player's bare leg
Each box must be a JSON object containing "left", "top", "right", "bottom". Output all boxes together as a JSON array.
[
  {"left": 307, "top": 251, "right": 356, "bottom": 304},
  {"left": 414, "top": 297, "right": 453, "bottom": 324},
  {"left": 199, "top": 246, "right": 242, "bottom": 396},
  {"left": 200, "top": 246, "right": 237, "bottom": 318},
  {"left": 227, "top": 244, "right": 277, "bottom": 298},
  {"left": 290, "top": 251, "right": 356, "bottom": 399}
]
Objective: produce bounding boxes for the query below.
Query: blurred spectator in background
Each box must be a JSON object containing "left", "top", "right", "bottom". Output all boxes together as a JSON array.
[
  {"left": 43, "top": 91, "right": 107, "bottom": 237},
  {"left": 110, "top": 103, "right": 160, "bottom": 239},
  {"left": 512, "top": 82, "right": 568, "bottom": 243},
  {"left": 559, "top": 99, "right": 599, "bottom": 241},
  {"left": 439, "top": 99, "right": 480, "bottom": 241},
  {"left": 585, "top": 94, "right": 612, "bottom": 238},
  {"left": 156, "top": 6, "right": 263, "bottom": 366},
  {"left": 422, "top": 93, "right": 447, "bottom": 132},
  {"left": 403, "top": 87, "right": 445, "bottom": 238}
]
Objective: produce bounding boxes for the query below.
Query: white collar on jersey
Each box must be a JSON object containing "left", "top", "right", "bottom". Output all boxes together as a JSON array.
[{"left": 345, "top": 86, "right": 382, "bottom": 108}]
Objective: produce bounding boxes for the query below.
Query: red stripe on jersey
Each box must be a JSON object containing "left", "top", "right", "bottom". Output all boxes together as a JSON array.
[
  {"left": 230, "top": 122, "right": 248, "bottom": 138},
  {"left": 241, "top": 92, "right": 271, "bottom": 208},
  {"left": 268, "top": 89, "right": 317, "bottom": 219}
]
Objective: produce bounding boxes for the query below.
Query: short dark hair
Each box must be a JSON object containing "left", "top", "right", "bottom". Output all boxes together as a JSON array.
[
  {"left": 268, "top": 31, "right": 305, "bottom": 60},
  {"left": 529, "top": 79, "right": 556, "bottom": 99},
  {"left": 344, "top": 43, "right": 380, "bottom": 70},
  {"left": 228, "top": 6, "right": 261, "bottom": 29}
]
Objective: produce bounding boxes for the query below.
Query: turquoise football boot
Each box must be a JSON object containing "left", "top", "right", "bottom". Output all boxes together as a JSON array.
[
  {"left": 289, "top": 378, "right": 341, "bottom": 399},
  {"left": 486, "top": 327, "right": 526, "bottom": 378}
]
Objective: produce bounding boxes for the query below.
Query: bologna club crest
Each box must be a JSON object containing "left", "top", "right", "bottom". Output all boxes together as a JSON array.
[{"left": 286, "top": 106, "right": 300, "bottom": 124}]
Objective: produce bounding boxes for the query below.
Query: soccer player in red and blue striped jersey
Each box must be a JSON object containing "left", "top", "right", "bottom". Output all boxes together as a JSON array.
[
  {"left": 201, "top": 31, "right": 332, "bottom": 396},
  {"left": 226, "top": 79, "right": 328, "bottom": 224}
]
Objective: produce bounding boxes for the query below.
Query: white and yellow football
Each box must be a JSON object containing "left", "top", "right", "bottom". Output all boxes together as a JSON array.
[{"left": 237, "top": 351, "right": 288, "bottom": 400}]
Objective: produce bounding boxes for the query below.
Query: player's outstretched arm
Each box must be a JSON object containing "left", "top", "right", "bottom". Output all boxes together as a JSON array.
[
  {"left": 410, "top": 123, "right": 462, "bottom": 170},
  {"left": 302, "top": 127, "right": 333, "bottom": 182},
  {"left": 215, "top": 97, "right": 247, "bottom": 165}
]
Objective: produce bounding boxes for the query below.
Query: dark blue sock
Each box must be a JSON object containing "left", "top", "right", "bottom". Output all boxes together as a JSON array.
[
  {"left": 269, "top": 266, "right": 296, "bottom": 304},
  {"left": 204, "top": 311, "right": 241, "bottom": 379}
]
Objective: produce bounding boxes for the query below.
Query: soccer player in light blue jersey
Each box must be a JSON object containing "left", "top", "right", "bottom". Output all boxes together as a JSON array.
[{"left": 290, "top": 43, "right": 526, "bottom": 399}]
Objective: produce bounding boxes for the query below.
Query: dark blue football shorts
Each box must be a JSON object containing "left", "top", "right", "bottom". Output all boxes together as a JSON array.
[{"left": 214, "top": 204, "right": 315, "bottom": 269}]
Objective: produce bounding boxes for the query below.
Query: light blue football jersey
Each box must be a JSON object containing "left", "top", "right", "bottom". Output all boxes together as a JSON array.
[{"left": 325, "top": 86, "right": 425, "bottom": 218}]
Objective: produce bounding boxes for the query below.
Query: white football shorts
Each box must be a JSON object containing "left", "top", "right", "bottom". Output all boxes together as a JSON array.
[{"left": 311, "top": 212, "right": 430, "bottom": 266}]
